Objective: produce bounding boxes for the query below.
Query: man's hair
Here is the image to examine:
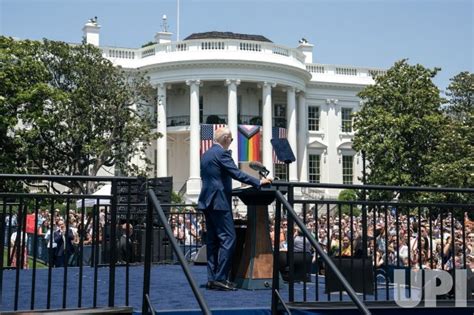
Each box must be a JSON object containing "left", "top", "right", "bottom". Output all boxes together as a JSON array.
[{"left": 213, "top": 127, "right": 231, "bottom": 144}]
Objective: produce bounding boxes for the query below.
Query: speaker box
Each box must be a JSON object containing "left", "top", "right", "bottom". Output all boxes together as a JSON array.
[
  {"left": 154, "top": 227, "right": 173, "bottom": 262},
  {"left": 138, "top": 227, "right": 173, "bottom": 262},
  {"left": 325, "top": 256, "right": 374, "bottom": 294},
  {"left": 192, "top": 245, "right": 207, "bottom": 265}
]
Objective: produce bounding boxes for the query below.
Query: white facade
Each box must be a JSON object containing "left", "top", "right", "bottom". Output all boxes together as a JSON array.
[{"left": 84, "top": 23, "right": 386, "bottom": 201}]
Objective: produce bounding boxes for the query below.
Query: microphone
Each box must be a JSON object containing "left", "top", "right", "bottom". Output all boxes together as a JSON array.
[{"left": 249, "top": 161, "right": 270, "bottom": 178}]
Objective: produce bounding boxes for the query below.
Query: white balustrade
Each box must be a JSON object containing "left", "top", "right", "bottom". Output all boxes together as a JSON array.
[
  {"left": 239, "top": 42, "right": 261, "bottom": 51},
  {"left": 101, "top": 41, "right": 384, "bottom": 80},
  {"left": 141, "top": 47, "right": 155, "bottom": 58},
  {"left": 200, "top": 41, "right": 226, "bottom": 50},
  {"left": 101, "top": 39, "right": 304, "bottom": 63},
  {"left": 306, "top": 64, "right": 325, "bottom": 73},
  {"left": 306, "top": 63, "right": 385, "bottom": 78},
  {"left": 104, "top": 48, "right": 136, "bottom": 59},
  {"left": 335, "top": 67, "right": 357, "bottom": 76},
  {"left": 368, "top": 69, "right": 387, "bottom": 78}
]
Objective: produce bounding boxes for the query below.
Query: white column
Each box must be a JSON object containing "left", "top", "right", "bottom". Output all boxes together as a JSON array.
[
  {"left": 156, "top": 83, "right": 168, "bottom": 178},
  {"left": 326, "top": 98, "right": 338, "bottom": 189},
  {"left": 186, "top": 79, "right": 202, "bottom": 196},
  {"left": 286, "top": 87, "right": 298, "bottom": 182},
  {"left": 225, "top": 79, "right": 240, "bottom": 164},
  {"left": 297, "top": 92, "right": 308, "bottom": 182},
  {"left": 262, "top": 82, "right": 275, "bottom": 177}
]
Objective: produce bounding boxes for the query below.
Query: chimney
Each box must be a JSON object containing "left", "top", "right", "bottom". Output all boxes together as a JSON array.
[
  {"left": 154, "top": 14, "right": 173, "bottom": 44},
  {"left": 297, "top": 38, "right": 314, "bottom": 63},
  {"left": 82, "top": 17, "right": 100, "bottom": 46}
]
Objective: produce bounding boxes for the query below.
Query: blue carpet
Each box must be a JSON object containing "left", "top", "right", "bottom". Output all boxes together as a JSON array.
[{"left": 0, "top": 265, "right": 419, "bottom": 313}]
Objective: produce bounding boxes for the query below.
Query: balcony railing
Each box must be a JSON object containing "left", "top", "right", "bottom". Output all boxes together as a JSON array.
[
  {"left": 306, "top": 63, "right": 387, "bottom": 79},
  {"left": 166, "top": 115, "right": 285, "bottom": 127},
  {"left": 238, "top": 115, "right": 261, "bottom": 125},
  {"left": 102, "top": 39, "right": 306, "bottom": 64},
  {"left": 167, "top": 115, "right": 190, "bottom": 127}
]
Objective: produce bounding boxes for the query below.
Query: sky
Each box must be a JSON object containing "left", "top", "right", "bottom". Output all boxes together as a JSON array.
[{"left": 1, "top": 0, "right": 473, "bottom": 92}]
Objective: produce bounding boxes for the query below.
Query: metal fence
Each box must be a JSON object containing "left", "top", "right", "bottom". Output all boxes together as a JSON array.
[
  {"left": 2, "top": 174, "right": 473, "bottom": 313},
  {"left": 0, "top": 174, "right": 204, "bottom": 313},
  {"left": 270, "top": 182, "right": 474, "bottom": 308}
]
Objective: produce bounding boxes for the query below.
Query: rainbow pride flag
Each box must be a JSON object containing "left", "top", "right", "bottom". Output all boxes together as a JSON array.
[{"left": 238, "top": 125, "right": 261, "bottom": 162}]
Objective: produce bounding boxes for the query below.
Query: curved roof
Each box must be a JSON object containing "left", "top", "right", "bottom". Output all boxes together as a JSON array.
[{"left": 184, "top": 31, "right": 272, "bottom": 43}]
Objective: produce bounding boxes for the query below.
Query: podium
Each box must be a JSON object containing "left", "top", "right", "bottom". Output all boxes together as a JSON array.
[{"left": 232, "top": 186, "right": 279, "bottom": 290}]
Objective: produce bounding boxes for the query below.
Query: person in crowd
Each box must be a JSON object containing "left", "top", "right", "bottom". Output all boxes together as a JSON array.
[
  {"left": 294, "top": 227, "right": 313, "bottom": 254},
  {"left": 183, "top": 216, "right": 198, "bottom": 246},
  {"left": 53, "top": 220, "right": 75, "bottom": 267},
  {"left": 9, "top": 228, "right": 28, "bottom": 269},
  {"left": 76, "top": 222, "right": 93, "bottom": 245},
  {"left": 174, "top": 215, "right": 186, "bottom": 244},
  {"left": 197, "top": 126, "right": 271, "bottom": 291},
  {"left": 118, "top": 223, "right": 135, "bottom": 263},
  {"left": 340, "top": 235, "right": 352, "bottom": 257}
]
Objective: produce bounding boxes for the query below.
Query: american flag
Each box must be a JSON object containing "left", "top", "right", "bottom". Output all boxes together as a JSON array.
[
  {"left": 201, "top": 124, "right": 226, "bottom": 155},
  {"left": 272, "top": 127, "right": 287, "bottom": 164}
]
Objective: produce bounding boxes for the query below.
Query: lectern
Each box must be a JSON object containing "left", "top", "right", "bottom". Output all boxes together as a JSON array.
[{"left": 232, "top": 186, "right": 280, "bottom": 290}]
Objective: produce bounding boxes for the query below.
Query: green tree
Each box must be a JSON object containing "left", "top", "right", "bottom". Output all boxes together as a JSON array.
[
  {"left": 427, "top": 72, "right": 473, "bottom": 202},
  {"left": 0, "top": 37, "right": 158, "bottom": 193},
  {"left": 337, "top": 189, "right": 361, "bottom": 216},
  {"left": 353, "top": 60, "right": 444, "bottom": 200},
  {"left": 0, "top": 38, "right": 50, "bottom": 191}
]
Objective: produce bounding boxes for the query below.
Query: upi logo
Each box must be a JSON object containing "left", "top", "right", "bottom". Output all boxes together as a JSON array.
[{"left": 394, "top": 269, "right": 472, "bottom": 308}]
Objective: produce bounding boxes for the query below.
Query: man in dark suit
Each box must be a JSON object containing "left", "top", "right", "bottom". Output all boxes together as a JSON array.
[
  {"left": 198, "top": 127, "right": 272, "bottom": 291},
  {"left": 53, "top": 220, "right": 75, "bottom": 267}
]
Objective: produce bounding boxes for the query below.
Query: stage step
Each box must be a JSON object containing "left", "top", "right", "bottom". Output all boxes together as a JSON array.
[
  {"left": 286, "top": 300, "right": 474, "bottom": 315},
  {"left": 1, "top": 306, "right": 134, "bottom": 314}
]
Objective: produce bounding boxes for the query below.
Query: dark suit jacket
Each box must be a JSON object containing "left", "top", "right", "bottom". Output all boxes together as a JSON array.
[
  {"left": 198, "top": 144, "right": 260, "bottom": 211},
  {"left": 53, "top": 229, "right": 75, "bottom": 256}
]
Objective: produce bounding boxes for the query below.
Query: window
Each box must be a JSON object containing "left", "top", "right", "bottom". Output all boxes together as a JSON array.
[
  {"left": 308, "top": 106, "right": 320, "bottom": 131},
  {"left": 273, "top": 103, "right": 286, "bottom": 128},
  {"left": 342, "top": 155, "right": 354, "bottom": 185},
  {"left": 274, "top": 164, "right": 288, "bottom": 181},
  {"left": 308, "top": 154, "right": 321, "bottom": 183},
  {"left": 341, "top": 108, "right": 352, "bottom": 132}
]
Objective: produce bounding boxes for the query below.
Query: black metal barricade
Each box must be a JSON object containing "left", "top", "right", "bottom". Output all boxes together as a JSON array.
[
  {"left": 143, "top": 189, "right": 211, "bottom": 315},
  {"left": 270, "top": 181, "right": 474, "bottom": 313},
  {"left": 0, "top": 174, "right": 205, "bottom": 313}
]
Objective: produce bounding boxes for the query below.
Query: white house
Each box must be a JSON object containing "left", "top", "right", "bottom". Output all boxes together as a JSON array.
[{"left": 83, "top": 18, "right": 386, "bottom": 201}]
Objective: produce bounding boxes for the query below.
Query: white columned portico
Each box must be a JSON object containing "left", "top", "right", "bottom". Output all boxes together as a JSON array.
[
  {"left": 156, "top": 83, "right": 168, "bottom": 178},
  {"left": 286, "top": 87, "right": 298, "bottom": 182},
  {"left": 297, "top": 92, "right": 308, "bottom": 182},
  {"left": 225, "top": 79, "right": 240, "bottom": 165},
  {"left": 262, "top": 82, "right": 275, "bottom": 177},
  {"left": 186, "top": 79, "right": 202, "bottom": 197}
]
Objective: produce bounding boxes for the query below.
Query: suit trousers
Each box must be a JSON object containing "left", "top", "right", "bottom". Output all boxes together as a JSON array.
[{"left": 203, "top": 209, "right": 236, "bottom": 282}]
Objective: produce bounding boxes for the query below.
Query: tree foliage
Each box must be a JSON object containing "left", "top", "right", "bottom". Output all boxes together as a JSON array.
[
  {"left": 0, "top": 37, "right": 158, "bottom": 193},
  {"left": 0, "top": 38, "right": 46, "bottom": 174},
  {"left": 337, "top": 189, "right": 361, "bottom": 216},
  {"left": 353, "top": 60, "right": 444, "bottom": 200},
  {"left": 427, "top": 72, "right": 473, "bottom": 202}
]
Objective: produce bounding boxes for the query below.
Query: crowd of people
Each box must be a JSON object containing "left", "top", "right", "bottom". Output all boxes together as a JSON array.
[
  {"left": 5, "top": 205, "right": 473, "bottom": 274},
  {"left": 4, "top": 207, "right": 128, "bottom": 268},
  {"left": 269, "top": 207, "right": 474, "bottom": 273},
  {"left": 166, "top": 205, "right": 474, "bottom": 275}
]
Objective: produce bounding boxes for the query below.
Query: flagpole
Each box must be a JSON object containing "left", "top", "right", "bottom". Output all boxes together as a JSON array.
[{"left": 177, "top": 0, "right": 180, "bottom": 41}]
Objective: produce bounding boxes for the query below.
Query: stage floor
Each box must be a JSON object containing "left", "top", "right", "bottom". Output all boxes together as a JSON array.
[{"left": 0, "top": 264, "right": 417, "bottom": 313}]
